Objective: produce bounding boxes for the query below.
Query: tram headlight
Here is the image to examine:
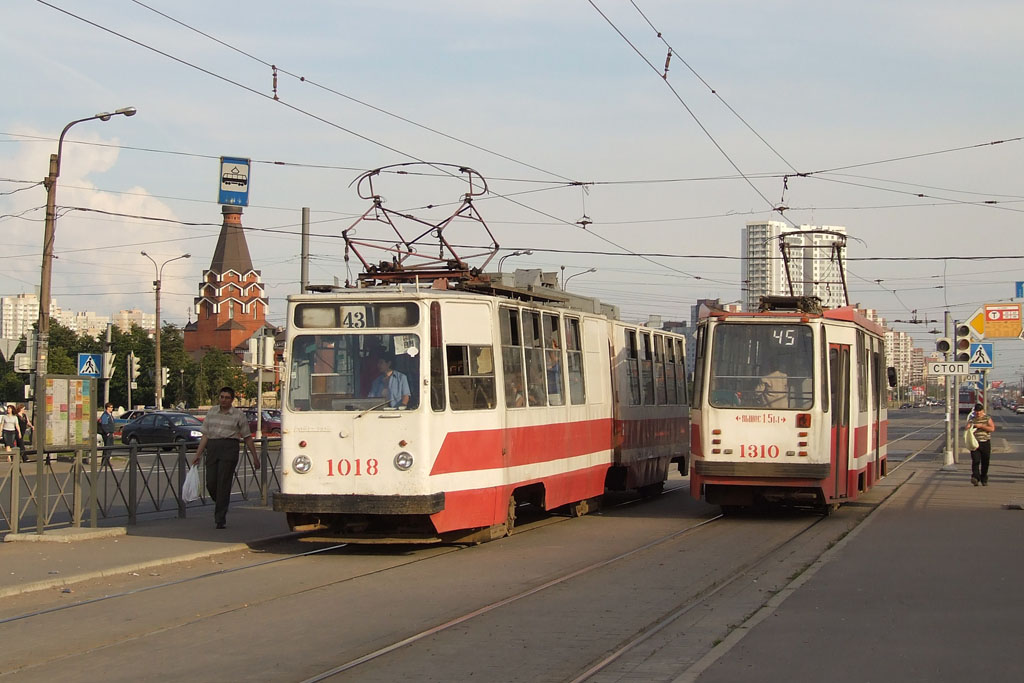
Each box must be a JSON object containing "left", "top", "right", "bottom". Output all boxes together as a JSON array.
[
  {"left": 394, "top": 451, "right": 414, "bottom": 471},
  {"left": 291, "top": 455, "right": 312, "bottom": 474}
]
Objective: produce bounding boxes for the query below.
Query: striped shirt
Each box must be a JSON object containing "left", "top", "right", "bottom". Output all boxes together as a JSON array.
[
  {"left": 201, "top": 406, "right": 250, "bottom": 440},
  {"left": 967, "top": 413, "right": 993, "bottom": 443}
]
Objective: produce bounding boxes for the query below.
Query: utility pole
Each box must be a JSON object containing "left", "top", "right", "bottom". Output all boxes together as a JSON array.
[
  {"left": 941, "top": 309, "right": 955, "bottom": 469},
  {"left": 301, "top": 207, "right": 310, "bottom": 293},
  {"left": 103, "top": 323, "right": 113, "bottom": 406}
]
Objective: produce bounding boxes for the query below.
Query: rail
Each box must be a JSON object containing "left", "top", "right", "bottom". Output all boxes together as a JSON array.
[{"left": 0, "top": 438, "right": 281, "bottom": 535}]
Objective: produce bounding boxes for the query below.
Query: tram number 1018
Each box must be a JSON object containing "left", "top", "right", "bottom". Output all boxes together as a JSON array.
[
  {"left": 740, "top": 444, "right": 780, "bottom": 459},
  {"left": 326, "top": 458, "right": 380, "bottom": 476}
]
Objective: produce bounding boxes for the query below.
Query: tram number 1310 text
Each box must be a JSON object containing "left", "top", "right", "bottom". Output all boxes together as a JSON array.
[
  {"left": 327, "top": 458, "right": 379, "bottom": 476},
  {"left": 740, "top": 444, "right": 780, "bottom": 459}
]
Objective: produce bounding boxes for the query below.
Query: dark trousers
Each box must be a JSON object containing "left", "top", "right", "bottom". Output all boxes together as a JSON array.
[
  {"left": 970, "top": 439, "right": 991, "bottom": 483},
  {"left": 205, "top": 438, "right": 240, "bottom": 525}
]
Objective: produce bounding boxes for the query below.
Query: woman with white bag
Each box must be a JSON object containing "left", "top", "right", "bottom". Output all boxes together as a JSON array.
[{"left": 965, "top": 403, "right": 995, "bottom": 486}]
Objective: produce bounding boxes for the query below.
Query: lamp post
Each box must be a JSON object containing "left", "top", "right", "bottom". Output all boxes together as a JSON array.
[
  {"left": 563, "top": 267, "right": 597, "bottom": 290},
  {"left": 141, "top": 251, "right": 190, "bottom": 409},
  {"left": 34, "top": 107, "right": 135, "bottom": 469},
  {"left": 497, "top": 250, "right": 533, "bottom": 272}
]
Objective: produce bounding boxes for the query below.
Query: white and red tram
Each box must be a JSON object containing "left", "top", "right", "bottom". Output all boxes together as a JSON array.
[
  {"left": 689, "top": 299, "right": 891, "bottom": 512},
  {"left": 273, "top": 281, "right": 689, "bottom": 542}
]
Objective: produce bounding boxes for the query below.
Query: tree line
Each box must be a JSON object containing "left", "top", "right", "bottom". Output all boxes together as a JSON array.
[{"left": 0, "top": 321, "right": 265, "bottom": 409}]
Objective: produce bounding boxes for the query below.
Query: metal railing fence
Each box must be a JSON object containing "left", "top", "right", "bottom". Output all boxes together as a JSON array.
[{"left": 0, "top": 438, "right": 280, "bottom": 535}]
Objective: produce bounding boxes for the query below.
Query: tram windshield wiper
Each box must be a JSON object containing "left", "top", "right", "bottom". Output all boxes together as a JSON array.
[{"left": 354, "top": 401, "right": 390, "bottom": 419}]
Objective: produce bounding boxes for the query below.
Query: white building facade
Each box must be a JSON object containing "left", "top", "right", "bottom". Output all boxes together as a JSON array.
[{"left": 741, "top": 221, "right": 848, "bottom": 310}]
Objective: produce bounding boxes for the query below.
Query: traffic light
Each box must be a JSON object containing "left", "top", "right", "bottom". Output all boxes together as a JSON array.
[
  {"left": 129, "top": 353, "right": 141, "bottom": 381},
  {"left": 160, "top": 367, "right": 170, "bottom": 386},
  {"left": 935, "top": 337, "right": 952, "bottom": 355},
  {"left": 955, "top": 324, "right": 972, "bottom": 363}
]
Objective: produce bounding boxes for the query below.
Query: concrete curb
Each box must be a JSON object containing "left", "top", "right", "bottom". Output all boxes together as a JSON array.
[{"left": 4, "top": 527, "right": 127, "bottom": 543}]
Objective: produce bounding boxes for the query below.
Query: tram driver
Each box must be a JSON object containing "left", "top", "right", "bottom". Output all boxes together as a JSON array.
[{"left": 369, "top": 357, "right": 411, "bottom": 408}]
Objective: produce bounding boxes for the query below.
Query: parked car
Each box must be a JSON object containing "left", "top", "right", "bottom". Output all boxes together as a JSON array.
[
  {"left": 115, "top": 409, "right": 149, "bottom": 427},
  {"left": 121, "top": 411, "right": 204, "bottom": 447},
  {"left": 244, "top": 408, "right": 281, "bottom": 436},
  {"left": 1016, "top": 405, "right": 1024, "bottom": 415}
]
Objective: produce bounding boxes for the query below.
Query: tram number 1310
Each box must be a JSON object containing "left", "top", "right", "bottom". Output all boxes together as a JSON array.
[
  {"left": 327, "top": 458, "right": 380, "bottom": 476},
  {"left": 740, "top": 444, "right": 780, "bottom": 459}
]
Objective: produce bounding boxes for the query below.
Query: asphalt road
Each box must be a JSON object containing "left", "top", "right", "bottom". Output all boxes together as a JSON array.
[{"left": 2, "top": 409, "right": 1019, "bottom": 682}]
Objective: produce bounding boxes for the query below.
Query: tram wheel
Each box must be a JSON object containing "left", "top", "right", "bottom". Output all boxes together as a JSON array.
[{"left": 505, "top": 496, "right": 517, "bottom": 536}]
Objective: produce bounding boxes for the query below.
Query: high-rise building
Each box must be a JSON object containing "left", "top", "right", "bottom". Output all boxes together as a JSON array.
[{"left": 741, "top": 221, "right": 848, "bottom": 310}]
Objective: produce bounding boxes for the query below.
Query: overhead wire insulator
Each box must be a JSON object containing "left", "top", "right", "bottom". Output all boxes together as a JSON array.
[
  {"left": 662, "top": 48, "right": 672, "bottom": 79},
  {"left": 271, "top": 65, "right": 279, "bottom": 101}
]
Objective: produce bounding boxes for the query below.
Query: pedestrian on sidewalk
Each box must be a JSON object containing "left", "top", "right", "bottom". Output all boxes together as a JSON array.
[
  {"left": 98, "top": 403, "right": 117, "bottom": 449},
  {"left": 2, "top": 404, "right": 21, "bottom": 461},
  {"left": 966, "top": 402, "right": 995, "bottom": 486},
  {"left": 15, "top": 404, "right": 33, "bottom": 461},
  {"left": 191, "top": 386, "right": 260, "bottom": 529}
]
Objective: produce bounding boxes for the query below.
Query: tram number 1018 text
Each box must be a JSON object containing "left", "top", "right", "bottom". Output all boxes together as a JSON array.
[
  {"left": 740, "top": 444, "right": 780, "bottom": 459},
  {"left": 326, "top": 458, "right": 379, "bottom": 476}
]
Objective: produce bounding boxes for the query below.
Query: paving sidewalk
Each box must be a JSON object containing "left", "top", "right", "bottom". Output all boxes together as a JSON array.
[
  {"left": 688, "top": 450, "right": 1024, "bottom": 683},
  {"left": 0, "top": 504, "right": 292, "bottom": 599}
]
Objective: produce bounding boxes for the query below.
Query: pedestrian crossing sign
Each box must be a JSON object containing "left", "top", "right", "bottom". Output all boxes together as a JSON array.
[
  {"left": 968, "top": 342, "right": 994, "bottom": 369},
  {"left": 77, "top": 353, "right": 102, "bottom": 377}
]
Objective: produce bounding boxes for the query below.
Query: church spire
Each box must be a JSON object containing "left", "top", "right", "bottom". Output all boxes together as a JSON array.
[{"left": 209, "top": 205, "right": 254, "bottom": 274}]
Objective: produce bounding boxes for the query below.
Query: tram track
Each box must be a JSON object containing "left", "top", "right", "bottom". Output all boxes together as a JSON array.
[
  {"left": 0, "top": 483, "right": 689, "bottom": 628},
  {"left": 0, "top": 485, "right": 691, "bottom": 679},
  {"left": 293, "top": 466, "right": 909, "bottom": 682}
]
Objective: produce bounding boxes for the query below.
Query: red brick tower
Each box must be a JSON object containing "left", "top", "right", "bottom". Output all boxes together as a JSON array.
[{"left": 184, "top": 206, "right": 269, "bottom": 354}]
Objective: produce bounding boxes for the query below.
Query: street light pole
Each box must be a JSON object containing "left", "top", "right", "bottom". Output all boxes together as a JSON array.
[
  {"left": 141, "top": 251, "right": 190, "bottom": 409},
  {"left": 563, "top": 267, "right": 597, "bottom": 291},
  {"left": 497, "top": 250, "right": 533, "bottom": 272},
  {"left": 34, "top": 108, "right": 135, "bottom": 479}
]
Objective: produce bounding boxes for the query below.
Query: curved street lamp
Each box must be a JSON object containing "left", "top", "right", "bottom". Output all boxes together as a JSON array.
[
  {"left": 34, "top": 108, "right": 136, "bottom": 495},
  {"left": 141, "top": 252, "right": 191, "bottom": 409},
  {"left": 562, "top": 267, "right": 597, "bottom": 291},
  {"left": 497, "top": 250, "right": 533, "bottom": 273}
]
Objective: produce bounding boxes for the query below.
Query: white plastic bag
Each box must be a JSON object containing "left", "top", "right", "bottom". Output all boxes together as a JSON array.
[
  {"left": 964, "top": 427, "right": 979, "bottom": 451},
  {"left": 182, "top": 465, "right": 201, "bottom": 502}
]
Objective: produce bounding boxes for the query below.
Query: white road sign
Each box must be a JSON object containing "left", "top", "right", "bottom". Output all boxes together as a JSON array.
[{"left": 928, "top": 362, "right": 970, "bottom": 376}]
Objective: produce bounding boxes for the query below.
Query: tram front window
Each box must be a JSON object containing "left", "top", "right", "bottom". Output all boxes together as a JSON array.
[
  {"left": 288, "top": 333, "right": 421, "bottom": 411},
  {"left": 709, "top": 324, "right": 813, "bottom": 410}
]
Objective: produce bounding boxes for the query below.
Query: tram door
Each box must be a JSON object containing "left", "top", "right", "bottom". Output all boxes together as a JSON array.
[{"left": 829, "top": 344, "right": 850, "bottom": 499}]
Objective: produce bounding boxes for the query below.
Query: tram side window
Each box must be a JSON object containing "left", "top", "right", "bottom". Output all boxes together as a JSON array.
[
  {"left": 543, "top": 313, "right": 565, "bottom": 406},
  {"left": 523, "top": 310, "right": 547, "bottom": 407},
  {"left": 430, "top": 301, "right": 445, "bottom": 412},
  {"left": 447, "top": 345, "right": 496, "bottom": 411},
  {"left": 654, "top": 335, "right": 668, "bottom": 404},
  {"left": 500, "top": 307, "right": 526, "bottom": 408},
  {"left": 565, "top": 317, "right": 586, "bottom": 405},
  {"left": 640, "top": 333, "right": 655, "bottom": 405},
  {"left": 820, "top": 328, "right": 829, "bottom": 413},
  {"left": 625, "top": 330, "right": 641, "bottom": 405},
  {"left": 856, "top": 332, "right": 868, "bottom": 413},
  {"left": 665, "top": 338, "right": 678, "bottom": 404},
  {"left": 675, "top": 339, "right": 688, "bottom": 405}
]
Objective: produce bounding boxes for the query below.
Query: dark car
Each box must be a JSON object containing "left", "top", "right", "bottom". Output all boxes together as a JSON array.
[
  {"left": 244, "top": 408, "right": 281, "bottom": 436},
  {"left": 121, "top": 411, "right": 204, "bottom": 447}
]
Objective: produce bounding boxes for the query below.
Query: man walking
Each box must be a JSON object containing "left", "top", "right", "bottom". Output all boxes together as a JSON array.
[{"left": 192, "top": 386, "right": 260, "bottom": 528}]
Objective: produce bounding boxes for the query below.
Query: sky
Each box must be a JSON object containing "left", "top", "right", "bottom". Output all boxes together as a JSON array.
[{"left": 3, "top": 0, "right": 1024, "bottom": 382}]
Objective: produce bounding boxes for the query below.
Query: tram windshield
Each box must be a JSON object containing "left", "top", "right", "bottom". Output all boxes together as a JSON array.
[
  {"left": 708, "top": 324, "right": 813, "bottom": 410},
  {"left": 287, "top": 333, "right": 421, "bottom": 411}
]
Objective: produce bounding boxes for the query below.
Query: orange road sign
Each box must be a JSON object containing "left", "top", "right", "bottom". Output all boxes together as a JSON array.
[{"left": 968, "top": 303, "right": 1023, "bottom": 339}]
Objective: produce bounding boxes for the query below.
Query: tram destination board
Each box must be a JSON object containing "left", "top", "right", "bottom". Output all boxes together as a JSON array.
[{"left": 928, "top": 361, "right": 970, "bottom": 376}]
